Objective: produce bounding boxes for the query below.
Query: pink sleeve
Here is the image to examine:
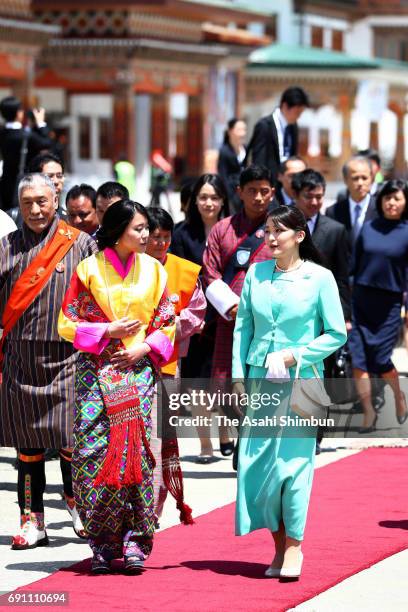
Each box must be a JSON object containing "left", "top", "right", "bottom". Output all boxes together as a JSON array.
[
  {"left": 73, "top": 322, "right": 110, "bottom": 354},
  {"left": 177, "top": 279, "right": 206, "bottom": 342},
  {"left": 145, "top": 329, "right": 174, "bottom": 367}
]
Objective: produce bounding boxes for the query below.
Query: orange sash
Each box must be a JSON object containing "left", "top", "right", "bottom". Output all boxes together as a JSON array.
[
  {"left": 162, "top": 253, "right": 201, "bottom": 376},
  {"left": 0, "top": 219, "right": 80, "bottom": 366}
]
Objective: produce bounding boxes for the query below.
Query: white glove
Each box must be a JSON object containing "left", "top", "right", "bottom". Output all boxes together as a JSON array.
[{"left": 265, "top": 351, "right": 290, "bottom": 380}]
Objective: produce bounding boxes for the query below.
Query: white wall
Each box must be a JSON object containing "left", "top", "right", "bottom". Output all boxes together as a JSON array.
[
  {"left": 0, "top": 88, "right": 12, "bottom": 103},
  {"left": 33, "top": 88, "right": 65, "bottom": 112},
  {"left": 245, "top": 0, "right": 297, "bottom": 45},
  {"left": 344, "top": 18, "right": 373, "bottom": 58}
]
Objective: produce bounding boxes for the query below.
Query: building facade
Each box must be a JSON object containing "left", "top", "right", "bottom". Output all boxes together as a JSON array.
[
  {"left": 29, "top": 0, "right": 271, "bottom": 195},
  {"left": 244, "top": 0, "right": 408, "bottom": 180},
  {"left": 0, "top": 1, "right": 58, "bottom": 107}
]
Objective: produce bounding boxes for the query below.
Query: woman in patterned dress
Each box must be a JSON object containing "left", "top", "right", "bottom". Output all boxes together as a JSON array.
[{"left": 58, "top": 200, "right": 175, "bottom": 574}]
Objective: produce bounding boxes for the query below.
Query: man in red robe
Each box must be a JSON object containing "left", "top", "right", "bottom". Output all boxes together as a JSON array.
[{"left": 203, "top": 165, "right": 274, "bottom": 380}]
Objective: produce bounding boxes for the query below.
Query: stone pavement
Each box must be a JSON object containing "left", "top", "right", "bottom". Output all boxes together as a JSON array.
[{"left": 1, "top": 345, "right": 408, "bottom": 608}]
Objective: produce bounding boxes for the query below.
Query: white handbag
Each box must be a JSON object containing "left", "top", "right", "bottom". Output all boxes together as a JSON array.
[{"left": 290, "top": 350, "right": 331, "bottom": 420}]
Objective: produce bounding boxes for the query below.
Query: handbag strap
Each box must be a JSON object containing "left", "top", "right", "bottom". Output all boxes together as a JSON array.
[{"left": 294, "top": 349, "right": 320, "bottom": 379}]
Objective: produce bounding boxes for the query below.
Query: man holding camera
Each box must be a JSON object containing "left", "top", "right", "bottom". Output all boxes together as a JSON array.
[{"left": 0, "top": 96, "right": 53, "bottom": 211}]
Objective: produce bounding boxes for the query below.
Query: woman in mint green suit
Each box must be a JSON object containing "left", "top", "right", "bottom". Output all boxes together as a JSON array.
[{"left": 232, "top": 205, "right": 346, "bottom": 579}]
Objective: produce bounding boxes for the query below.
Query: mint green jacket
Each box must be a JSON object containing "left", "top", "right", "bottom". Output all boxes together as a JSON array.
[{"left": 232, "top": 260, "right": 347, "bottom": 379}]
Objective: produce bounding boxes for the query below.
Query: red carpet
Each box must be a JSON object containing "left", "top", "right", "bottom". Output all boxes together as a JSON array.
[{"left": 6, "top": 448, "right": 408, "bottom": 612}]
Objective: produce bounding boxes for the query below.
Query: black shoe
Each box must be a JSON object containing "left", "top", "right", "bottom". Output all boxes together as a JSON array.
[
  {"left": 232, "top": 440, "right": 239, "bottom": 471},
  {"left": 373, "top": 395, "right": 385, "bottom": 413},
  {"left": 195, "top": 454, "right": 214, "bottom": 464},
  {"left": 358, "top": 415, "right": 378, "bottom": 434},
  {"left": 397, "top": 412, "right": 408, "bottom": 425},
  {"left": 91, "top": 554, "right": 111, "bottom": 575},
  {"left": 397, "top": 393, "right": 408, "bottom": 425},
  {"left": 220, "top": 441, "right": 234, "bottom": 457},
  {"left": 124, "top": 556, "right": 144, "bottom": 574},
  {"left": 350, "top": 402, "right": 363, "bottom": 414}
]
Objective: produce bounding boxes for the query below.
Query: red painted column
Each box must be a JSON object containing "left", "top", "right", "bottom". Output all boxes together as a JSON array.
[
  {"left": 393, "top": 107, "right": 406, "bottom": 178},
  {"left": 113, "top": 81, "right": 136, "bottom": 164},
  {"left": 186, "top": 95, "right": 203, "bottom": 176},
  {"left": 151, "top": 93, "right": 169, "bottom": 157}
]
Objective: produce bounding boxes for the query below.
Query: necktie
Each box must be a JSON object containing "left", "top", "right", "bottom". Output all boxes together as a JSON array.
[
  {"left": 283, "top": 126, "right": 292, "bottom": 158},
  {"left": 307, "top": 217, "right": 314, "bottom": 235},
  {"left": 353, "top": 203, "right": 362, "bottom": 241}
]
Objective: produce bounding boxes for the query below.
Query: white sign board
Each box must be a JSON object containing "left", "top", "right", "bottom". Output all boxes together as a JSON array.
[{"left": 356, "top": 80, "right": 389, "bottom": 122}]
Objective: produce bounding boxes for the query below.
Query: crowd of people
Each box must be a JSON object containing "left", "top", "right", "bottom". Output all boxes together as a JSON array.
[{"left": 1, "top": 86, "right": 407, "bottom": 580}]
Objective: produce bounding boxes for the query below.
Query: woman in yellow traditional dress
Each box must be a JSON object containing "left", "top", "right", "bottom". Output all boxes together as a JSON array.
[{"left": 58, "top": 200, "right": 176, "bottom": 574}]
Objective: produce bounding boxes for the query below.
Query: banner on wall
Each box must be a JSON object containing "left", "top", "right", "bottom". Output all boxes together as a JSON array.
[
  {"left": 208, "top": 67, "right": 237, "bottom": 149},
  {"left": 356, "top": 80, "right": 389, "bottom": 122}
]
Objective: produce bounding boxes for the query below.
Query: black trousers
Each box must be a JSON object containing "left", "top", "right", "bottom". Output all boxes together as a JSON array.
[{"left": 17, "top": 448, "right": 73, "bottom": 514}]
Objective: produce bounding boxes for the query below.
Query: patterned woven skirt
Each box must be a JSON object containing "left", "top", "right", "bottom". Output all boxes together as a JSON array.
[{"left": 72, "top": 350, "right": 156, "bottom": 561}]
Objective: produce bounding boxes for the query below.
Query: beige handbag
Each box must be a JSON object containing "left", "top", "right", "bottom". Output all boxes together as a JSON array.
[{"left": 290, "top": 350, "right": 331, "bottom": 420}]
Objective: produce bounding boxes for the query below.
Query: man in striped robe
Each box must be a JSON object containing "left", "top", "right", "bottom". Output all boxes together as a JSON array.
[{"left": 0, "top": 173, "right": 96, "bottom": 549}]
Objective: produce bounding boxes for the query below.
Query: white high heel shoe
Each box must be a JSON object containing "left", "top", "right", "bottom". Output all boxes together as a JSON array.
[{"left": 280, "top": 551, "right": 303, "bottom": 579}]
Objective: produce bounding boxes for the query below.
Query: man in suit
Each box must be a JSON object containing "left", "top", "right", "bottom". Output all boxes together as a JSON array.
[
  {"left": 326, "top": 156, "right": 384, "bottom": 415},
  {"left": 246, "top": 87, "right": 309, "bottom": 184},
  {"left": 293, "top": 168, "right": 351, "bottom": 452},
  {"left": 275, "top": 156, "right": 307, "bottom": 206},
  {"left": 0, "top": 97, "right": 53, "bottom": 211},
  {"left": 292, "top": 169, "right": 351, "bottom": 321},
  {"left": 325, "top": 156, "right": 377, "bottom": 245}
]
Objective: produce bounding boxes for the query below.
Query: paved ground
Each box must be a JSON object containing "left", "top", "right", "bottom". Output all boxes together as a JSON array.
[
  {"left": 1, "top": 346, "right": 408, "bottom": 609},
  {"left": 1, "top": 439, "right": 407, "bottom": 610}
]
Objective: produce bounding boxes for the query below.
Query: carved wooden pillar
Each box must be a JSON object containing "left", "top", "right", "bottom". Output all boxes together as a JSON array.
[
  {"left": 235, "top": 66, "right": 245, "bottom": 117},
  {"left": 369, "top": 121, "right": 379, "bottom": 151},
  {"left": 186, "top": 95, "right": 203, "bottom": 176},
  {"left": 338, "top": 92, "right": 352, "bottom": 166},
  {"left": 113, "top": 78, "right": 136, "bottom": 164},
  {"left": 151, "top": 93, "right": 169, "bottom": 157},
  {"left": 12, "top": 54, "right": 36, "bottom": 107},
  {"left": 392, "top": 105, "right": 406, "bottom": 178}
]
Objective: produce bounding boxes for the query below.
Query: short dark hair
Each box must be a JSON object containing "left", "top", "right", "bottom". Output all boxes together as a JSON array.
[
  {"left": 291, "top": 169, "right": 326, "bottom": 195},
  {"left": 65, "top": 184, "right": 97, "bottom": 209},
  {"left": 239, "top": 165, "right": 272, "bottom": 188},
  {"left": 358, "top": 148, "right": 381, "bottom": 168},
  {"left": 342, "top": 156, "right": 372, "bottom": 180},
  {"left": 96, "top": 199, "right": 148, "bottom": 250},
  {"left": 96, "top": 181, "right": 129, "bottom": 201},
  {"left": 28, "top": 152, "right": 64, "bottom": 173},
  {"left": 187, "top": 173, "right": 229, "bottom": 233},
  {"left": 148, "top": 207, "right": 174, "bottom": 234},
  {"left": 280, "top": 87, "right": 310, "bottom": 109},
  {"left": 375, "top": 179, "right": 408, "bottom": 219},
  {"left": 278, "top": 156, "right": 306, "bottom": 175},
  {"left": 179, "top": 177, "right": 197, "bottom": 214},
  {"left": 0, "top": 96, "right": 22, "bottom": 122}
]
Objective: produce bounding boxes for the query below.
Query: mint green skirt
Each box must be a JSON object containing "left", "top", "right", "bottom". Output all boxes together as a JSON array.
[{"left": 235, "top": 365, "right": 317, "bottom": 541}]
